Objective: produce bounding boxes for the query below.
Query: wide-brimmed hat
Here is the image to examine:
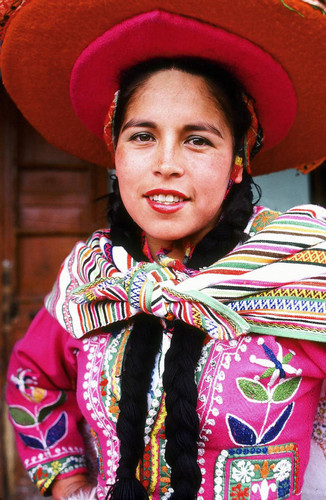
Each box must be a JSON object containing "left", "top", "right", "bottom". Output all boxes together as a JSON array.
[{"left": 0, "top": 0, "right": 325, "bottom": 175}]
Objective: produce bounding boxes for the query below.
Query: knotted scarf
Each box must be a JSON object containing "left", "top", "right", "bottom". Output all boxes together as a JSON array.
[{"left": 45, "top": 204, "right": 326, "bottom": 343}]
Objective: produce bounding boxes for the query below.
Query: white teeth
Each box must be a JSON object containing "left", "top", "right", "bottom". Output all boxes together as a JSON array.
[{"left": 149, "top": 194, "right": 185, "bottom": 203}]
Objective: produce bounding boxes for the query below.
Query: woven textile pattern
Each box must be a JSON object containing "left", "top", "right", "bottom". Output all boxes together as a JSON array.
[{"left": 45, "top": 205, "right": 326, "bottom": 343}]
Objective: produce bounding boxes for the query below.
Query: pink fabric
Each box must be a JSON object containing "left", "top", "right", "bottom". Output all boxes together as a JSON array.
[
  {"left": 7, "top": 307, "right": 326, "bottom": 498},
  {"left": 70, "top": 10, "right": 296, "bottom": 151},
  {"left": 6, "top": 309, "right": 87, "bottom": 494}
]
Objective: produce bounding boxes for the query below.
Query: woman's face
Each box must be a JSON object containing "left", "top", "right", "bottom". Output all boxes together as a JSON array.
[{"left": 115, "top": 69, "right": 242, "bottom": 257}]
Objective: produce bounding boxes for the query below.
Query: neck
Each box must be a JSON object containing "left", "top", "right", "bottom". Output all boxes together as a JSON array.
[{"left": 144, "top": 235, "right": 193, "bottom": 263}]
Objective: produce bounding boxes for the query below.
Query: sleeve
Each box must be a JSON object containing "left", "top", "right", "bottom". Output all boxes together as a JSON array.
[
  {"left": 301, "top": 341, "right": 326, "bottom": 459},
  {"left": 6, "top": 307, "right": 88, "bottom": 496},
  {"left": 296, "top": 340, "right": 326, "bottom": 499}
]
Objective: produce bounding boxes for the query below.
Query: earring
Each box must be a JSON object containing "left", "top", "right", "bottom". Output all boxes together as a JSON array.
[{"left": 230, "top": 158, "right": 243, "bottom": 181}]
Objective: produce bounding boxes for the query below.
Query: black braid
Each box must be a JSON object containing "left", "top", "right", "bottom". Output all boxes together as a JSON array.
[
  {"left": 163, "top": 321, "right": 205, "bottom": 499},
  {"left": 106, "top": 314, "right": 162, "bottom": 500}
]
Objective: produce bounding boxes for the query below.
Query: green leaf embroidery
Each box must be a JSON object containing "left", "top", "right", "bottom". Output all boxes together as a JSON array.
[
  {"left": 282, "top": 353, "right": 293, "bottom": 364},
  {"left": 9, "top": 407, "right": 36, "bottom": 426},
  {"left": 38, "top": 391, "right": 67, "bottom": 423},
  {"left": 237, "top": 378, "right": 269, "bottom": 402},
  {"left": 260, "top": 367, "right": 275, "bottom": 379},
  {"left": 272, "top": 377, "right": 301, "bottom": 402}
]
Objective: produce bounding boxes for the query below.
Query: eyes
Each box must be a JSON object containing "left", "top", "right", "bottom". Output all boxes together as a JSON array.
[
  {"left": 130, "top": 132, "right": 155, "bottom": 143},
  {"left": 128, "top": 132, "right": 213, "bottom": 148}
]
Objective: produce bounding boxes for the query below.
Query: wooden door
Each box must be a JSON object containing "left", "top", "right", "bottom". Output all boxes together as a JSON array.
[{"left": 0, "top": 83, "right": 109, "bottom": 499}]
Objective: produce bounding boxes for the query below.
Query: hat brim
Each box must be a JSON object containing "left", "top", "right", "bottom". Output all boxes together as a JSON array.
[
  {"left": 1, "top": 0, "right": 325, "bottom": 175},
  {"left": 70, "top": 10, "right": 296, "bottom": 153}
]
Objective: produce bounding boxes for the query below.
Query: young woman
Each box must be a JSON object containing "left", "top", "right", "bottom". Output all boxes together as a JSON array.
[{"left": 1, "top": 2, "right": 326, "bottom": 500}]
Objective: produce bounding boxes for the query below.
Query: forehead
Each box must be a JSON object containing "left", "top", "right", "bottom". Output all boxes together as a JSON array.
[
  {"left": 125, "top": 68, "right": 225, "bottom": 118},
  {"left": 123, "top": 69, "right": 233, "bottom": 130}
]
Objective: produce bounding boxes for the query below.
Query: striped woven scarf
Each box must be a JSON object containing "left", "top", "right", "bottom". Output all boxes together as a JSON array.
[{"left": 45, "top": 205, "right": 326, "bottom": 343}]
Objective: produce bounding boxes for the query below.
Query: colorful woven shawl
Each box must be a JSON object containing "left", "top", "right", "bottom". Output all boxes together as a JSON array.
[{"left": 45, "top": 205, "right": 326, "bottom": 343}]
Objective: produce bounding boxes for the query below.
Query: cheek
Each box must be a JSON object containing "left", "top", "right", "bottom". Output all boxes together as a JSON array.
[
  {"left": 196, "top": 155, "right": 233, "bottom": 193},
  {"left": 115, "top": 150, "right": 137, "bottom": 189}
]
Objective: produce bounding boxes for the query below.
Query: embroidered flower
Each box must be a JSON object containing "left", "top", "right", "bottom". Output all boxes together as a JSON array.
[
  {"left": 250, "top": 210, "right": 279, "bottom": 233},
  {"left": 250, "top": 341, "right": 302, "bottom": 386},
  {"left": 272, "top": 459, "right": 291, "bottom": 481},
  {"left": 51, "top": 460, "right": 62, "bottom": 474},
  {"left": 11, "top": 368, "right": 47, "bottom": 402},
  {"left": 231, "top": 460, "right": 255, "bottom": 484},
  {"left": 230, "top": 483, "right": 250, "bottom": 499},
  {"left": 100, "top": 370, "right": 108, "bottom": 396}
]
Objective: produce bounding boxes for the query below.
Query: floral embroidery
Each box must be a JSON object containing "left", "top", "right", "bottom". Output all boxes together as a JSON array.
[
  {"left": 250, "top": 342, "right": 302, "bottom": 386},
  {"left": 273, "top": 458, "right": 291, "bottom": 481},
  {"left": 197, "top": 336, "right": 252, "bottom": 499},
  {"left": 231, "top": 460, "right": 255, "bottom": 483},
  {"left": 230, "top": 483, "right": 249, "bottom": 499},
  {"left": 11, "top": 368, "right": 47, "bottom": 403},
  {"left": 99, "top": 370, "right": 108, "bottom": 397},
  {"left": 28, "top": 455, "right": 86, "bottom": 495},
  {"left": 108, "top": 395, "right": 120, "bottom": 420},
  {"left": 249, "top": 209, "right": 280, "bottom": 235},
  {"left": 226, "top": 339, "right": 302, "bottom": 446},
  {"left": 9, "top": 389, "right": 68, "bottom": 450},
  {"left": 82, "top": 333, "right": 121, "bottom": 486},
  {"left": 214, "top": 443, "right": 300, "bottom": 500}
]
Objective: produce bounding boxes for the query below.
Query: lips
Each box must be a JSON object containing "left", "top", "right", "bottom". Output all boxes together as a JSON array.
[{"left": 144, "top": 189, "right": 189, "bottom": 214}]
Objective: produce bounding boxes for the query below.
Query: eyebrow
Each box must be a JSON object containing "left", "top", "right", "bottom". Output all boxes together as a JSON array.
[
  {"left": 184, "top": 123, "right": 223, "bottom": 139},
  {"left": 121, "top": 120, "right": 156, "bottom": 133},
  {"left": 121, "top": 119, "right": 224, "bottom": 139}
]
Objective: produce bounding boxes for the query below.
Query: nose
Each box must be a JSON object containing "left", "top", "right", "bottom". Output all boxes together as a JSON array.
[{"left": 153, "top": 141, "right": 184, "bottom": 177}]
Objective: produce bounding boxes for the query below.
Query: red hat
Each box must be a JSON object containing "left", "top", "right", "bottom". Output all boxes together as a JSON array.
[{"left": 1, "top": 0, "right": 325, "bottom": 175}]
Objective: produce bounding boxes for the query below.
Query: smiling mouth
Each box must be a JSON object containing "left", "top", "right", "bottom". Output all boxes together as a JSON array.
[{"left": 148, "top": 193, "right": 186, "bottom": 204}]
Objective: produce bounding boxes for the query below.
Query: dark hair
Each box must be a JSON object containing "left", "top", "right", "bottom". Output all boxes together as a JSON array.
[{"left": 107, "top": 57, "right": 261, "bottom": 500}]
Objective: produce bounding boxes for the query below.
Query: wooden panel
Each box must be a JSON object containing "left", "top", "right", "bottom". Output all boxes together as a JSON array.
[
  {"left": 0, "top": 83, "right": 108, "bottom": 500},
  {"left": 18, "top": 167, "right": 93, "bottom": 231},
  {"left": 17, "top": 235, "right": 81, "bottom": 296},
  {"left": 18, "top": 118, "right": 87, "bottom": 167}
]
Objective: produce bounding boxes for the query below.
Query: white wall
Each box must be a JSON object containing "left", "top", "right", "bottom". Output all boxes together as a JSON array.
[{"left": 255, "top": 170, "right": 310, "bottom": 212}]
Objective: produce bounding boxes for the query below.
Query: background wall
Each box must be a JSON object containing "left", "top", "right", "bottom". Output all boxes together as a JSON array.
[{"left": 256, "top": 169, "right": 310, "bottom": 212}]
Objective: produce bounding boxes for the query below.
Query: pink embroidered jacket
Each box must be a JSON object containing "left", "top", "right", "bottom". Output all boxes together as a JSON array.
[{"left": 6, "top": 307, "right": 326, "bottom": 499}]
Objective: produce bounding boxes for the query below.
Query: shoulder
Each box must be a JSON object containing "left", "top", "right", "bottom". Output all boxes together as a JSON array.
[
  {"left": 85, "top": 228, "right": 112, "bottom": 248},
  {"left": 245, "top": 205, "right": 280, "bottom": 236},
  {"left": 245, "top": 204, "right": 326, "bottom": 236}
]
